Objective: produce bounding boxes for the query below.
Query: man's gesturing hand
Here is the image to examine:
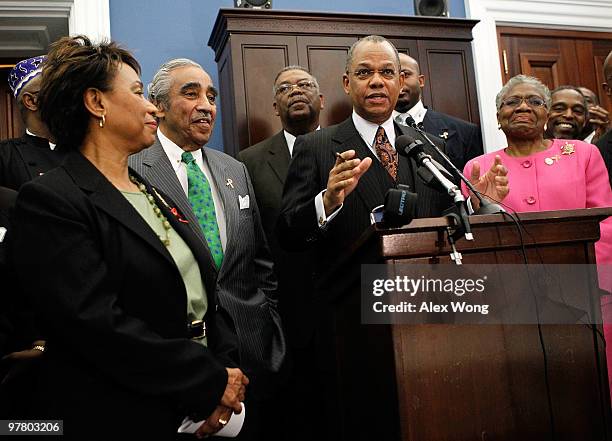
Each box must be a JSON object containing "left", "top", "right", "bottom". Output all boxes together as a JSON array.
[{"left": 323, "top": 150, "right": 372, "bottom": 215}]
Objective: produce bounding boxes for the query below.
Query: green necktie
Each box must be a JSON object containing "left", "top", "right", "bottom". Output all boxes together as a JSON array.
[{"left": 181, "top": 151, "right": 223, "bottom": 269}]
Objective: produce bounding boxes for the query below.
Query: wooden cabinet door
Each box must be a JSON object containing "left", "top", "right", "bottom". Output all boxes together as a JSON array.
[
  {"left": 296, "top": 35, "right": 357, "bottom": 128},
  {"left": 498, "top": 27, "right": 612, "bottom": 112},
  {"left": 417, "top": 39, "right": 480, "bottom": 124}
]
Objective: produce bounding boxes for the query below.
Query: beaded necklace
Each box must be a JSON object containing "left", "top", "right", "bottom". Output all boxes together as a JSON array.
[{"left": 129, "top": 175, "right": 171, "bottom": 247}]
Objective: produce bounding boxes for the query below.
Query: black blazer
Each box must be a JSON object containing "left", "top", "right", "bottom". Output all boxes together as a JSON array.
[
  {"left": 422, "top": 109, "right": 484, "bottom": 171},
  {"left": 10, "top": 151, "right": 238, "bottom": 439},
  {"left": 276, "top": 117, "right": 452, "bottom": 275},
  {"left": 238, "top": 131, "right": 317, "bottom": 348},
  {"left": 596, "top": 129, "right": 612, "bottom": 188},
  {"left": 0, "top": 133, "right": 66, "bottom": 190}
]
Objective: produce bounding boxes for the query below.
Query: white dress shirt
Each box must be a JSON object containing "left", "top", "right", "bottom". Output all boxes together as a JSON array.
[
  {"left": 283, "top": 126, "right": 321, "bottom": 157},
  {"left": 392, "top": 99, "right": 427, "bottom": 126},
  {"left": 157, "top": 128, "right": 227, "bottom": 250}
]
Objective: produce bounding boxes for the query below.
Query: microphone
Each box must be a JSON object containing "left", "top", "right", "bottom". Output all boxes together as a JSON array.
[
  {"left": 397, "top": 135, "right": 473, "bottom": 241},
  {"left": 399, "top": 118, "right": 504, "bottom": 215}
]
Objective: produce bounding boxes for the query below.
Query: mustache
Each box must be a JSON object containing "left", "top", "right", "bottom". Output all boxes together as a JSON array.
[{"left": 191, "top": 112, "right": 212, "bottom": 123}]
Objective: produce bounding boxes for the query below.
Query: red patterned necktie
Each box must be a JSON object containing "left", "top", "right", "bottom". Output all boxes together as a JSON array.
[{"left": 374, "top": 126, "right": 398, "bottom": 180}]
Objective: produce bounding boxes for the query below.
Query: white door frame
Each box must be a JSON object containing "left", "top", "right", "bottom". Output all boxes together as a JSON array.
[{"left": 465, "top": 0, "right": 612, "bottom": 151}]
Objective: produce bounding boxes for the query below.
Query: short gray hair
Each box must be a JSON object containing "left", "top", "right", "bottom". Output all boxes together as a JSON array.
[
  {"left": 496, "top": 74, "right": 551, "bottom": 110},
  {"left": 148, "top": 58, "right": 202, "bottom": 108},
  {"left": 272, "top": 65, "right": 319, "bottom": 96},
  {"left": 345, "top": 35, "right": 400, "bottom": 73}
]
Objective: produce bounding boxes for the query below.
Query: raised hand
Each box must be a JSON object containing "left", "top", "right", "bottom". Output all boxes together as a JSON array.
[
  {"left": 469, "top": 155, "right": 509, "bottom": 209},
  {"left": 323, "top": 150, "right": 372, "bottom": 215}
]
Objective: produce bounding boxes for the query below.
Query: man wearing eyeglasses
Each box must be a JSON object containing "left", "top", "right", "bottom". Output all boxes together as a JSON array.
[
  {"left": 0, "top": 56, "right": 65, "bottom": 190},
  {"left": 276, "top": 35, "right": 507, "bottom": 440},
  {"left": 238, "top": 65, "right": 323, "bottom": 441},
  {"left": 392, "top": 52, "right": 483, "bottom": 171}
]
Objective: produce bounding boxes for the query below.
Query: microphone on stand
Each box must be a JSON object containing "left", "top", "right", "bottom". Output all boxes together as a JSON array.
[
  {"left": 399, "top": 114, "right": 504, "bottom": 215},
  {"left": 396, "top": 135, "right": 473, "bottom": 242}
]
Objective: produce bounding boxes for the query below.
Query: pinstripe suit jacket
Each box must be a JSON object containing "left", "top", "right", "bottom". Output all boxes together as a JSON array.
[
  {"left": 277, "top": 116, "right": 453, "bottom": 275},
  {"left": 129, "top": 139, "right": 285, "bottom": 397}
]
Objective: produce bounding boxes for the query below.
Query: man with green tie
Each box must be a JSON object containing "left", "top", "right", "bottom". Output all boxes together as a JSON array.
[{"left": 129, "top": 58, "right": 285, "bottom": 441}]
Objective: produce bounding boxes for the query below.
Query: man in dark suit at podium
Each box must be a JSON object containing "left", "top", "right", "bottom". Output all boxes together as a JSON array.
[
  {"left": 277, "top": 35, "right": 506, "bottom": 271},
  {"left": 392, "top": 52, "right": 483, "bottom": 171},
  {"left": 276, "top": 35, "right": 508, "bottom": 440}
]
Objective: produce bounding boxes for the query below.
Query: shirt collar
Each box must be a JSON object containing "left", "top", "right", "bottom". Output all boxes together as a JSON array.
[
  {"left": 157, "top": 128, "right": 203, "bottom": 171},
  {"left": 352, "top": 110, "right": 396, "bottom": 149},
  {"left": 392, "top": 99, "right": 427, "bottom": 125},
  {"left": 26, "top": 128, "right": 56, "bottom": 150},
  {"left": 283, "top": 126, "right": 321, "bottom": 157}
]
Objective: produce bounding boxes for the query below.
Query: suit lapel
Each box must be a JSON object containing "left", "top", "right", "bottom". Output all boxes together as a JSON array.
[
  {"left": 266, "top": 131, "right": 291, "bottom": 186},
  {"left": 423, "top": 111, "right": 455, "bottom": 144},
  {"left": 63, "top": 151, "right": 175, "bottom": 266}
]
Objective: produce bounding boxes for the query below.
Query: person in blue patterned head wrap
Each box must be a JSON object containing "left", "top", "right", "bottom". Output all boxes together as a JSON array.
[{"left": 0, "top": 55, "right": 65, "bottom": 190}]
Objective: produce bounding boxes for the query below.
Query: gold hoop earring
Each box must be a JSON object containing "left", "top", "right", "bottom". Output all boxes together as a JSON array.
[{"left": 99, "top": 114, "right": 106, "bottom": 128}]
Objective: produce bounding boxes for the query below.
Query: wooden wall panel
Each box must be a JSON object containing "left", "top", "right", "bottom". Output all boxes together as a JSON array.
[
  {"left": 0, "top": 68, "right": 24, "bottom": 141},
  {"left": 225, "top": 34, "right": 298, "bottom": 153},
  {"left": 419, "top": 40, "right": 480, "bottom": 124},
  {"left": 296, "top": 36, "right": 356, "bottom": 128}
]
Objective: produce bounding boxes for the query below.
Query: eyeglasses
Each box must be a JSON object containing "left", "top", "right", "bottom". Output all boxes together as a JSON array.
[
  {"left": 275, "top": 80, "right": 317, "bottom": 95},
  {"left": 501, "top": 96, "right": 546, "bottom": 109},
  {"left": 351, "top": 68, "right": 397, "bottom": 80}
]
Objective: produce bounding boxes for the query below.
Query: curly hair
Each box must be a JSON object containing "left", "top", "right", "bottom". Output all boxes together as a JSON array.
[{"left": 38, "top": 35, "right": 141, "bottom": 149}]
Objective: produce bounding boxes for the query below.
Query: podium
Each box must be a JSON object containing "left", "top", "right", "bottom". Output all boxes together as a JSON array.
[{"left": 324, "top": 208, "right": 612, "bottom": 441}]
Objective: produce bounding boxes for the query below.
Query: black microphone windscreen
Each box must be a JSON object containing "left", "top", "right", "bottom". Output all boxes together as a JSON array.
[{"left": 395, "top": 134, "right": 416, "bottom": 152}]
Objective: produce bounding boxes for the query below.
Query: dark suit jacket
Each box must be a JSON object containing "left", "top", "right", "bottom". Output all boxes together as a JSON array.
[
  {"left": 0, "top": 133, "right": 66, "bottom": 190},
  {"left": 596, "top": 129, "right": 612, "bottom": 187},
  {"left": 130, "top": 139, "right": 286, "bottom": 398},
  {"left": 9, "top": 151, "right": 237, "bottom": 438},
  {"left": 238, "top": 131, "right": 317, "bottom": 347},
  {"left": 422, "top": 109, "right": 484, "bottom": 172},
  {"left": 0, "top": 186, "right": 17, "bottom": 356},
  {"left": 277, "top": 116, "right": 452, "bottom": 275}
]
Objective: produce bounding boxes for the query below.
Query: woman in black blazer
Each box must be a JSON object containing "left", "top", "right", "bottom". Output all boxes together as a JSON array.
[{"left": 9, "top": 36, "right": 248, "bottom": 439}]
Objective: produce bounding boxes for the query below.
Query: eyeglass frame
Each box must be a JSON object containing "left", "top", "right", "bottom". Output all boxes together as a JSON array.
[
  {"left": 500, "top": 95, "right": 547, "bottom": 109},
  {"left": 349, "top": 68, "right": 399, "bottom": 81},
  {"left": 274, "top": 80, "right": 318, "bottom": 96}
]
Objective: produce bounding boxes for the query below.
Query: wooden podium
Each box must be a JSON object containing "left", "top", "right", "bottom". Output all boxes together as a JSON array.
[{"left": 324, "top": 208, "right": 612, "bottom": 441}]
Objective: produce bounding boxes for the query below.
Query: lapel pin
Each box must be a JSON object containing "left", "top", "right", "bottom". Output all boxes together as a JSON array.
[
  {"left": 561, "top": 142, "right": 575, "bottom": 155},
  {"left": 226, "top": 178, "right": 234, "bottom": 189},
  {"left": 440, "top": 131, "right": 449, "bottom": 140}
]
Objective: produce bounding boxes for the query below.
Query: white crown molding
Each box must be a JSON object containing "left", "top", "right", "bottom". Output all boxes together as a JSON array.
[{"left": 465, "top": 0, "right": 612, "bottom": 151}]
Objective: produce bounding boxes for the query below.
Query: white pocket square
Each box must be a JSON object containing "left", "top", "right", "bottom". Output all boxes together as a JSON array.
[{"left": 239, "top": 194, "right": 250, "bottom": 210}]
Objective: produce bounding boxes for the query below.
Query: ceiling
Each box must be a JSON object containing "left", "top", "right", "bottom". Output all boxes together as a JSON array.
[{"left": 0, "top": 0, "right": 70, "bottom": 61}]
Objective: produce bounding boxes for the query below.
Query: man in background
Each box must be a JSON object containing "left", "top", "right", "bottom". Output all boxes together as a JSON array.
[
  {"left": 545, "top": 86, "right": 588, "bottom": 140},
  {"left": 392, "top": 52, "right": 483, "bottom": 170},
  {"left": 578, "top": 86, "right": 610, "bottom": 144},
  {"left": 596, "top": 51, "right": 612, "bottom": 186},
  {"left": 0, "top": 56, "right": 63, "bottom": 189},
  {"left": 238, "top": 65, "right": 323, "bottom": 440}
]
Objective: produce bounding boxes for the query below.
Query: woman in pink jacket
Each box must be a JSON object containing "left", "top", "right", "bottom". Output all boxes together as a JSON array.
[{"left": 463, "top": 74, "right": 612, "bottom": 397}]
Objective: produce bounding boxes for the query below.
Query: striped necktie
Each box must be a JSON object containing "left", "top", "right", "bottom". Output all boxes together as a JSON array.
[{"left": 181, "top": 151, "right": 223, "bottom": 269}]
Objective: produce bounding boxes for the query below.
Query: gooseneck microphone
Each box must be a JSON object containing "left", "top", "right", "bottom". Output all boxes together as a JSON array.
[
  {"left": 400, "top": 115, "right": 505, "bottom": 215},
  {"left": 397, "top": 135, "right": 473, "bottom": 241}
]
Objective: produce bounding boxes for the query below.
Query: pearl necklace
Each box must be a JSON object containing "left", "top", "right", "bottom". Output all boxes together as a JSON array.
[{"left": 129, "top": 175, "right": 171, "bottom": 247}]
